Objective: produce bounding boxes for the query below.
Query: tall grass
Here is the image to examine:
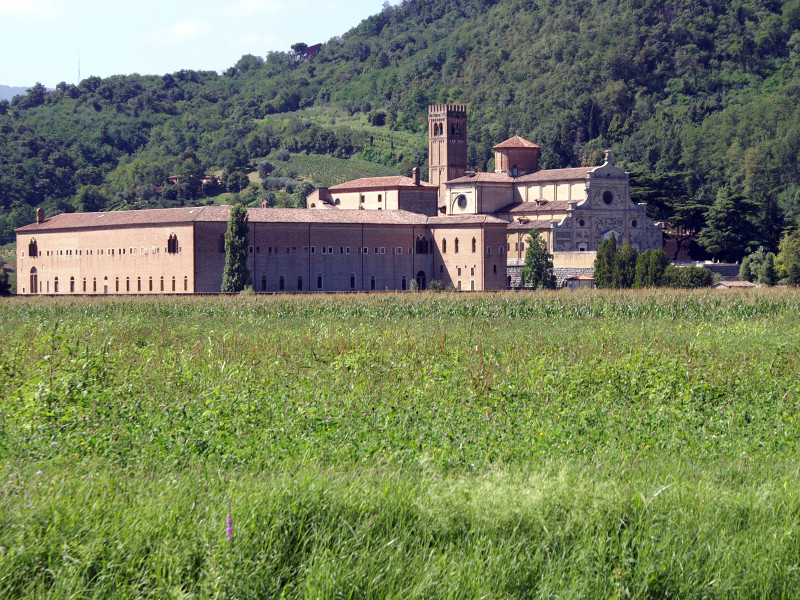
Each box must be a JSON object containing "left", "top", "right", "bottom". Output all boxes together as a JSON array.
[{"left": 1, "top": 289, "right": 799, "bottom": 598}]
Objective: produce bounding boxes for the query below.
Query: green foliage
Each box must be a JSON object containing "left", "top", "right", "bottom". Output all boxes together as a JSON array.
[
  {"left": 220, "top": 204, "right": 251, "bottom": 293},
  {"left": 698, "top": 188, "right": 757, "bottom": 262},
  {"left": 593, "top": 234, "right": 617, "bottom": 288},
  {"left": 778, "top": 228, "right": 800, "bottom": 284},
  {"left": 612, "top": 238, "right": 638, "bottom": 288},
  {"left": 0, "top": 268, "right": 9, "bottom": 295},
  {"left": 519, "top": 231, "right": 556, "bottom": 289},
  {"left": 663, "top": 265, "right": 714, "bottom": 288},
  {"left": 758, "top": 252, "right": 778, "bottom": 286},
  {"left": 739, "top": 255, "right": 754, "bottom": 282},
  {"left": 634, "top": 248, "right": 670, "bottom": 288}
]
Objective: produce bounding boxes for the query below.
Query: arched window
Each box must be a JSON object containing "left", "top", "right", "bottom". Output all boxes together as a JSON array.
[
  {"left": 455, "top": 238, "right": 459, "bottom": 253},
  {"left": 54, "top": 277, "right": 59, "bottom": 293},
  {"left": 149, "top": 277, "right": 153, "bottom": 292},
  {"left": 172, "top": 276, "right": 176, "bottom": 292},
  {"left": 218, "top": 234, "right": 225, "bottom": 253},
  {"left": 167, "top": 234, "right": 179, "bottom": 254},
  {"left": 297, "top": 276, "right": 303, "bottom": 291},
  {"left": 115, "top": 277, "right": 119, "bottom": 292},
  {"left": 401, "top": 276, "right": 407, "bottom": 291},
  {"left": 472, "top": 238, "right": 476, "bottom": 253},
  {"left": 416, "top": 271, "right": 427, "bottom": 291},
  {"left": 29, "top": 268, "right": 38, "bottom": 294},
  {"left": 279, "top": 276, "right": 285, "bottom": 291},
  {"left": 370, "top": 276, "right": 376, "bottom": 291},
  {"left": 317, "top": 273, "right": 323, "bottom": 290},
  {"left": 160, "top": 276, "right": 164, "bottom": 292},
  {"left": 28, "top": 239, "right": 38, "bottom": 258},
  {"left": 416, "top": 235, "right": 429, "bottom": 255},
  {"left": 261, "top": 275, "right": 267, "bottom": 291},
  {"left": 70, "top": 276, "right": 75, "bottom": 293},
  {"left": 350, "top": 273, "right": 356, "bottom": 290},
  {"left": 442, "top": 239, "right": 447, "bottom": 253},
  {"left": 184, "top": 277, "right": 188, "bottom": 292}
]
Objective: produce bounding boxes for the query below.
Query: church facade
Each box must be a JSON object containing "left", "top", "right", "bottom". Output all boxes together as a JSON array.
[{"left": 15, "top": 104, "right": 661, "bottom": 294}]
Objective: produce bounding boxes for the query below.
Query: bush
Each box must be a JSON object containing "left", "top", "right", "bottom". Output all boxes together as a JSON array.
[{"left": 663, "top": 265, "right": 713, "bottom": 288}]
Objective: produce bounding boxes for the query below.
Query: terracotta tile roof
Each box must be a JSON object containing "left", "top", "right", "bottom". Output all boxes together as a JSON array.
[
  {"left": 447, "top": 172, "right": 514, "bottom": 184},
  {"left": 493, "top": 136, "right": 540, "bottom": 150},
  {"left": 327, "top": 176, "right": 437, "bottom": 191},
  {"left": 195, "top": 206, "right": 431, "bottom": 226},
  {"left": 447, "top": 167, "right": 593, "bottom": 186},
  {"left": 427, "top": 214, "right": 508, "bottom": 226},
  {"left": 495, "top": 201, "right": 573, "bottom": 214},
  {"left": 507, "top": 219, "right": 559, "bottom": 231},
  {"left": 516, "top": 167, "right": 594, "bottom": 183},
  {"left": 715, "top": 280, "right": 757, "bottom": 288},
  {"left": 15, "top": 207, "right": 208, "bottom": 232}
]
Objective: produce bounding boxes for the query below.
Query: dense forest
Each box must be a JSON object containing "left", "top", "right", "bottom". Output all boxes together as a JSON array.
[{"left": 3, "top": 0, "right": 800, "bottom": 263}]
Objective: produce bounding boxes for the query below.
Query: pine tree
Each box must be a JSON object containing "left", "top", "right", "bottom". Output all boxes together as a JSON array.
[
  {"left": 594, "top": 234, "right": 617, "bottom": 288},
  {"left": 520, "top": 231, "right": 556, "bottom": 289},
  {"left": 738, "top": 256, "right": 753, "bottom": 282},
  {"left": 221, "top": 203, "right": 252, "bottom": 293}
]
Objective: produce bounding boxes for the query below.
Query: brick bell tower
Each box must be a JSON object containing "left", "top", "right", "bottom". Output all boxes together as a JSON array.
[{"left": 428, "top": 104, "right": 467, "bottom": 197}]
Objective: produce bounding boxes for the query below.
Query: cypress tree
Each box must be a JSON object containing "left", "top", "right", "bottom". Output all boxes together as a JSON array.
[
  {"left": 594, "top": 234, "right": 617, "bottom": 288},
  {"left": 758, "top": 252, "right": 777, "bottom": 286},
  {"left": 0, "top": 268, "right": 10, "bottom": 296},
  {"left": 221, "top": 203, "right": 252, "bottom": 293},
  {"left": 613, "top": 239, "right": 638, "bottom": 288}
]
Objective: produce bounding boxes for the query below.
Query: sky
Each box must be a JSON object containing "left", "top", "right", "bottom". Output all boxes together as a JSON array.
[{"left": 0, "top": 0, "right": 390, "bottom": 88}]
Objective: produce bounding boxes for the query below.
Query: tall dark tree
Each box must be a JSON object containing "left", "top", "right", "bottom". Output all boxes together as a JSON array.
[
  {"left": 0, "top": 268, "right": 10, "bottom": 296},
  {"left": 594, "top": 234, "right": 617, "bottom": 288},
  {"left": 221, "top": 204, "right": 251, "bottom": 293},
  {"left": 697, "top": 188, "right": 756, "bottom": 263},
  {"left": 520, "top": 231, "right": 556, "bottom": 289}
]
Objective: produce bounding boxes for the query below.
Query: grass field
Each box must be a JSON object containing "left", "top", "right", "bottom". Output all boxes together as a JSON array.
[{"left": 1, "top": 290, "right": 799, "bottom": 598}]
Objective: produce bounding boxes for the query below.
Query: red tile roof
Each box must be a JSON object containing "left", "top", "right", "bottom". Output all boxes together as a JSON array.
[
  {"left": 327, "top": 176, "right": 437, "bottom": 191},
  {"left": 427, "top": 215, "right": 508, "bottom": 226},
  {"left": 516, "top": 167, "right": 594, "bottom": 182},
  {"left": 507, "top": 219, "right": 560, "bottom": 231},
  {"left": 447, "top": 167, "right": 593, "bottom": 186},
  {"left": 496, "top": 201, "right": 573, "bottom": 214},
  {"left": 15, "top": 207, "right": 207, "bottom": 232},
  {"left": 493, "top": 136, "right": 540, "bottom": 150}
]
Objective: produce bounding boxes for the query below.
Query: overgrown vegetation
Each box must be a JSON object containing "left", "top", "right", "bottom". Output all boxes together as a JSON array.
[
  {"left": 1, "top": 291, "right": 800, "bottom": 597},
  {"left": 4, "top": 0, "right": 800, "bottom": 263}
]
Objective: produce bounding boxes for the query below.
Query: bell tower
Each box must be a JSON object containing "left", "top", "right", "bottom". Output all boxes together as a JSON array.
[{"left": 428, "top": 104, "right": 467, "bottom": 197}]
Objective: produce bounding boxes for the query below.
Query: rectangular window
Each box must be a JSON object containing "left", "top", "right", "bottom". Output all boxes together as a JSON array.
[
  {"left": 292, "top": 247, "right": 297, "bottom": 254},
  {"left": 311, "top": 246, "right": 316, "bottom": 254},
  {"left": 304, "top": 246, "right": 309, "bottom": 254},
  {"left": 340, "top": 247, "right": 344, "bottom": 254},
  {"left": 328, "top": 247, "right": 333, "bottom": 254},
  {"left": 286, "top": 247, "right": 290, "bottom": 254},
  {"left": 346, "top": 247, "right": 351, "bottom": 254},
  {"left": 322, "top": 246, "right": 327, "bottom": 254},
  {"left": 374, "top": 248, "right": 379, "bottom": 255},
  {"left": 378, "top": 194, "right": 382, "bottom": 203},
  {"left": 486, "top": 246, "right": 492, "bottom": 255},
  {"left": 249, "top": 246, "right": 253, "bottom": 254},
  {"left": 360, "top": 195, "right": 365, "bottom": 203},
  {"left": 458, "top": 268, "right": 462, "bottom": 276},
  {"left": 471, "top": 267, "right": 475, "bottom": 276},
  {"left": 499, "top": 246, "right": 505, "bottom": 255},
  {"left": 268, "top": 247, "right": 272, "bottom": 254},
  {"left": 363, "top": 247, "right": 369, "bottom": 254}
]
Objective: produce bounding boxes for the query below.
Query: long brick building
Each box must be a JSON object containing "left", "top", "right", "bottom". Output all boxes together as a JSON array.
[{"left": 15, "top": 104, "right": 661, "bottom": 294}]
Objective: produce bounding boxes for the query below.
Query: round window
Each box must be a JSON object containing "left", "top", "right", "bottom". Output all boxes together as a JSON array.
[
  {"left": 631, "top": 220, "right": 638, "bottom": 228},
  {"left": 602, "top": 191, "right": 613, "bottom": 205},
  {"left": 456, "top": 195, "right": 467, "bottom": 209},
  {"left": 579, "top": 219, "right": 585, "bottom": 227}
]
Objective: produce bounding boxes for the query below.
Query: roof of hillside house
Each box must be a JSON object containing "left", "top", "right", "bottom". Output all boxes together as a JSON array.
[
  {"left": 493, "top": 136, "right": 541, "bottom": 150},
  {"left": 713, "top": 280, "right": 757, "bottom": 288},
  {"left": 326, "top": 176, "right": 437, "bottom": 191},
  {"left": 447, "top": 166, "right": 594, "bottom": 186}
]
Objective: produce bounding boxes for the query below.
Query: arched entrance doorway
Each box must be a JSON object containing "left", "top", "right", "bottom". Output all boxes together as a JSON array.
[
  {"left": 415, "top": 271, "right": 427, "bottom": 291},
  {"left": 29, "top": 267, "right": 38, "bottom": 294}
]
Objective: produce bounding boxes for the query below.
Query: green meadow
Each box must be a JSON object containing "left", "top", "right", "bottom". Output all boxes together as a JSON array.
[{"left": 1, "top": 290, "right": 799, "bottom": 598}]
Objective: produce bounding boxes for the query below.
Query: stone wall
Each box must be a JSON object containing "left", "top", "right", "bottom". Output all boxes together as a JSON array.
[{"left": 507, "top": 263, "right": 594, "bottom": 289}]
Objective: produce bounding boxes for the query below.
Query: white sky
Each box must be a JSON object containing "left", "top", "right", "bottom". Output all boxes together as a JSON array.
[{"left": 0, "top": 0, "right": 390, "bottom": 88}]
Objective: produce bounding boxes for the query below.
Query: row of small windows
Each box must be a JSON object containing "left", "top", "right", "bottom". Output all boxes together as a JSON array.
[
  {"left": 24, "top": 236, "right": 180, "bottom": 258},
  {"left": 26, "top": 268, "right": 188, "bottom": 294},
  {"left": 269, "top": 271, "right": 428, "bottom": 292}
]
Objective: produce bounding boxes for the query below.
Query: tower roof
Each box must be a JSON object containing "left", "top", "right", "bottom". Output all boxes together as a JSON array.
[{"left": 492, "top": 136, "right": 540, "bottom": 150}]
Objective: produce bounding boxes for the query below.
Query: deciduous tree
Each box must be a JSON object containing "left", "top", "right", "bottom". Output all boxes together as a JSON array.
[{"left": 520, "top": 231, "right": 556, "bottom": 289}]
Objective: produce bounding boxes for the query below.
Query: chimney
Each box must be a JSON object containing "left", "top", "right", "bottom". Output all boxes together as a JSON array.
[
  {"left": 412, "top": 167, "right": 420, "bottom": 186},
  {"left": 36, "top": 208, "right": 45, "bottom": 224}
]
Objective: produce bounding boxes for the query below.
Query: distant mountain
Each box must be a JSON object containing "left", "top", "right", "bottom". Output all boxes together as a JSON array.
[{"left": 0, "top": 85, "right": 31, "bottom": 102}]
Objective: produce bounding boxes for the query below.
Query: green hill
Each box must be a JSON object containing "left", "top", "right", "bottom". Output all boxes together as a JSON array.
[{"left": 3, "top": 0, "right": 800, "bottom": 259}]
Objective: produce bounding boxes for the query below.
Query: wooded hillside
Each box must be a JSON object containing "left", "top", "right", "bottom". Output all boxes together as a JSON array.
[{"left": 3, "top": 0, "right": 800, "bottom": 261}]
